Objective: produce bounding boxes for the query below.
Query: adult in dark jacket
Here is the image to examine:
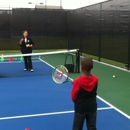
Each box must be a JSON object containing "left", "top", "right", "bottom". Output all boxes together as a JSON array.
[
  {"left": 71, "top": 57, "right": 98, "bottom": 130},
  {"left": 19, "top": 30, "right": 34, "bottom": 72}
]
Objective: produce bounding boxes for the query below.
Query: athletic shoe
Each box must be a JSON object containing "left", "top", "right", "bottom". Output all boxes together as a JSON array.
[
  {"left": 24, "top": 68, "right": 28, "bottom": 71},
  {"left": 30, "top": 69, "right": 34, "bottom": 72}
]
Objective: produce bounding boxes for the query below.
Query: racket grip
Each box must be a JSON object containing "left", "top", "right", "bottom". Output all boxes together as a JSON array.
[{"left": 70, "top": 78, "right": 74, "bottom": 84}]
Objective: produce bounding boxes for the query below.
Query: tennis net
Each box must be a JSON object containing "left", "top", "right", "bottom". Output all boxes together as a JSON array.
[{"left": 0, "top": 49, "right": 80, "bottom": 78}]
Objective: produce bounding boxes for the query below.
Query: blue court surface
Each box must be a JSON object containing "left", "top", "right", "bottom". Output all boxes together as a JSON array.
[{"left": 0, "top": 58, "right": 129, "bottom": 130}]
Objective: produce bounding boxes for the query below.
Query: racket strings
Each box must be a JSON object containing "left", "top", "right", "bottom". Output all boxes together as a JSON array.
[{"left": 52, "top": 66, "right": 69, "bottom": 84}]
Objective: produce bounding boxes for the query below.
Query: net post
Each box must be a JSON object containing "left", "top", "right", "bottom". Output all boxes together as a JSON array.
[{"left": 76, "top": 49, "right": 80, "bottom": 73}]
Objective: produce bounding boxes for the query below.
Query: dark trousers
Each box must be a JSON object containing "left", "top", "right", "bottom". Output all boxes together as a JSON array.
[
  {"left": 24, "top": 56, "right": 33, "bottom": 70},
  {"left": 72, "top": 112, "right": 97, "bottom": 130}
]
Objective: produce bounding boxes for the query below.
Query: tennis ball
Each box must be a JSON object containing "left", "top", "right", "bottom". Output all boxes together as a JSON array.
[{"left": 113, "top": 75, "right": 116, "bottom": 78}]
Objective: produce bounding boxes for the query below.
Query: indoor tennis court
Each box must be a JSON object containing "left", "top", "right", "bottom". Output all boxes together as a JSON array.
[{"left": 0, "top": 52, "right": 129, "bottom": 130}]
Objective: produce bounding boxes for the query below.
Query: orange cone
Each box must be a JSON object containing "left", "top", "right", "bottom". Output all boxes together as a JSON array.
[
  {"left": 25, "top": 128, "right": 30, "bottom": 130},
  {"left": 9, "top": 57, "right": 12, "bottom": 62}
]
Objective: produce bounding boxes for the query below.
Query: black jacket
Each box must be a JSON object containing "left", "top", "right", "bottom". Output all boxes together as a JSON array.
[
  {"left": 19, "top": 37, "right": 34, "bottom": 54},
  {"left": 71, "top": 75, "right": 98, "bottom": 113},
  {"left": 75, "top": 84, "right": 97, "bottom": 113}
]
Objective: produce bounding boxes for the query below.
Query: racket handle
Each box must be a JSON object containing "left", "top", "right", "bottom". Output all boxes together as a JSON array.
[{"left": 70, "top": 78, "right": 74, "bottom": 84}]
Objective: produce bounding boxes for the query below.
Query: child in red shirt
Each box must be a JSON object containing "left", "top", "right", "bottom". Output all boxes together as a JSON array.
[{"left": 71, "top": 57, "right": 98, "bottom": 130}]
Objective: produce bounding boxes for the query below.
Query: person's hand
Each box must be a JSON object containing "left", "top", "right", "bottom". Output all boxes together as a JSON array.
[
  {"left": 26, "top": 44, "right": 33, "bottom": 47},
  {"left": 26, "top": 44, "right": 30, "bottom": 47},
  {"left": 19, "top": 38, "right": 24, "bottom": 45},
  {"left": 30, "top": 44, "right": 33, "bottom": 47},
  {"left": 71, "top": 79, "right": 74, "bottom": 84}
]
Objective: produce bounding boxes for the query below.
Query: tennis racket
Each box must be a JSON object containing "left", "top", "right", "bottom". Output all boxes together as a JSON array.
[{"left": 52, "top": 65, "right": 73, "bottom": 84}]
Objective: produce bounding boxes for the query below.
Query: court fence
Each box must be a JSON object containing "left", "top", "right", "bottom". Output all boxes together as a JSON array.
[{"left": 0, "top": 0, "right": 130, "bottom": 68}]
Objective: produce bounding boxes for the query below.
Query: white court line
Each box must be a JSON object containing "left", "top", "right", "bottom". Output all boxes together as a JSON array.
[
  {"left": 0, "top": 107, "right": 113, "bottom": 121},
  {"left": 70, "top": 53, "right": 130, "bottom": 119},
  {"left": 97, "top": 96, "right": 130, "bottom": 119},
  {"left": 70, "top": 53, "right": 130, "bottom": 73},
  {"left": 97, "top": 107, "right": 113, "bottom": 111},
  {"left": 39, "top": 57, "right": 130, "bottom": 120},
  {"left": 39, "top": 58, "right": 55, "bottom": 69},
  {"left": 39, "top": 58, "right": 73, "bottom": 81},
  {"left": 40, "top": 58, "right": 73, "bottom": 82},
  {"left": 93, "top": 60, "right": 130, "bottom": 72},
  {"left": 80, "top": 55, "right": 130, "bottom": 73}
]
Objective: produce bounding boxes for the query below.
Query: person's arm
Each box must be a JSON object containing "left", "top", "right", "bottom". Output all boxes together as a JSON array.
[
  {"left": 19, "top": 38, "right": 24, "bottom": 46},
  {"left": 71, "top": 78, "right": 80, "bottom": 103}
]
